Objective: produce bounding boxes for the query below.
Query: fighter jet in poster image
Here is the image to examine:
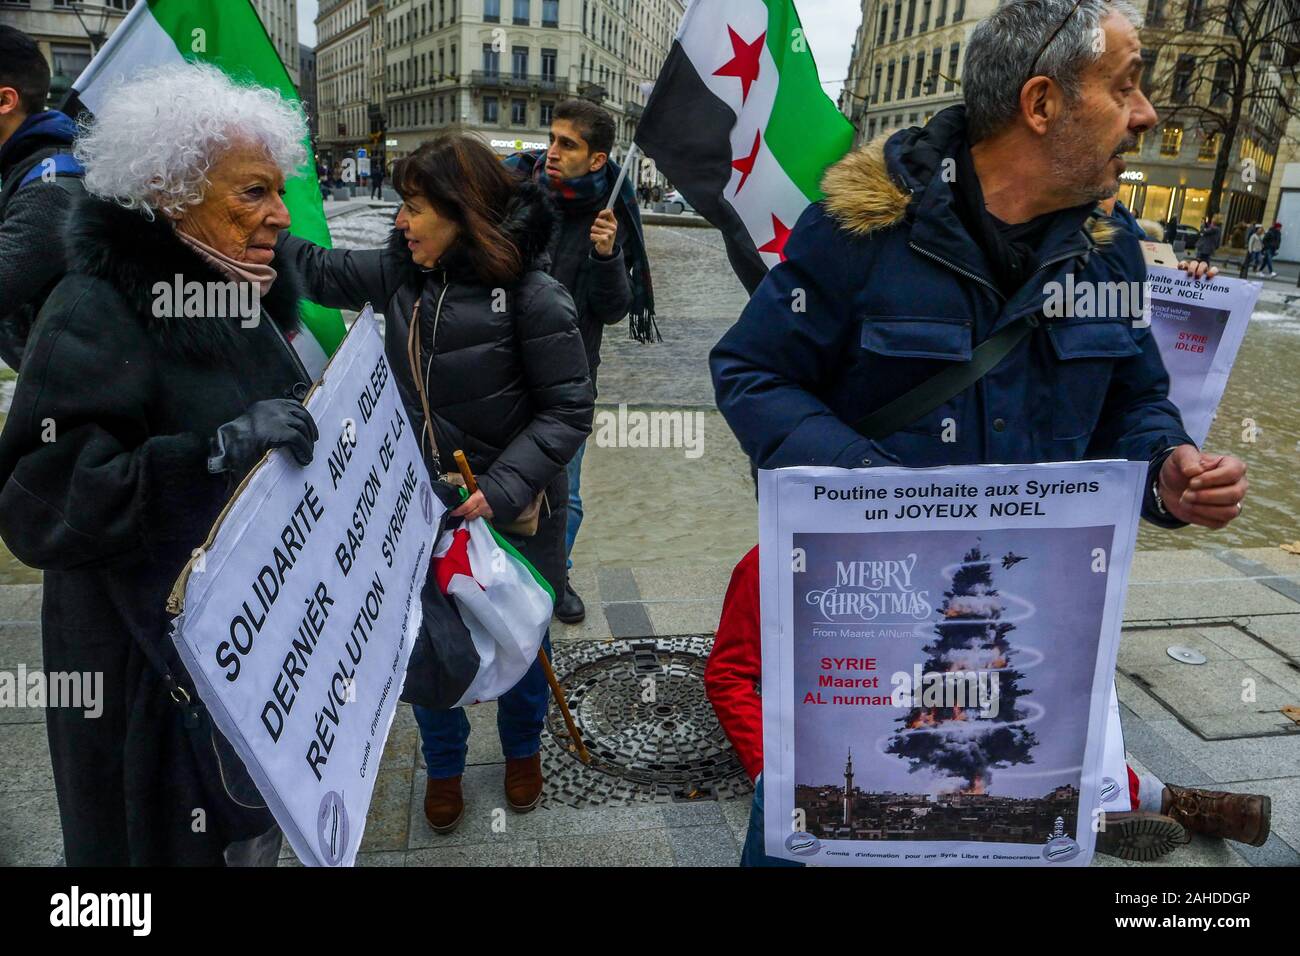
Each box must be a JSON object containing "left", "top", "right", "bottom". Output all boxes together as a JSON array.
[{"left": 886, "top": 544, "right": 1037, "bottom": 794}]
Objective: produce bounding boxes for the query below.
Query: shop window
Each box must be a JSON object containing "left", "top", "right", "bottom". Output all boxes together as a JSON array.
[
  {"left": 1181, "top": 190, "right": 1208, "bottom": 229},
  {"left": 1144, "top": 185, "right": 1174, "bottom": 223}
]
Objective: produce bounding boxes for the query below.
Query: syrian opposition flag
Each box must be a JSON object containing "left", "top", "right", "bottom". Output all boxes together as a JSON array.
[
  {"left": 429, "top": 519, "right": 553, "bottom": 708},
  {"left": 62, "top": 0, "right": 346, "bottom": 372},
  {"left": 635, "top": 0, "right": 854, "bottom": 294}
]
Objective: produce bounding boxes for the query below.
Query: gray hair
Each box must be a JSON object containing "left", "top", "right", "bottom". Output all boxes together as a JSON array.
[
  {"left": 963, "top": 0, "right": 1144, "bottom": 143},
  {"left": 75, "top": 62, "right": 308, "bottom": 218}
]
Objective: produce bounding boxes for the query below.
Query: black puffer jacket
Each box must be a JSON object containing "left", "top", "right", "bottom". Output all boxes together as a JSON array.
[
  {"left": 276, "top": 180, "right": 593, "bottom": 594},
  {"left": 0, "top": 194, "right": 312, "bottom": 864}
]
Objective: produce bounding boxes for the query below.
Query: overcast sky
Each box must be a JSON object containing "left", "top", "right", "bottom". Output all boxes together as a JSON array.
[{"left": 296, "top": 0, "right": 860, "bottom": 100}]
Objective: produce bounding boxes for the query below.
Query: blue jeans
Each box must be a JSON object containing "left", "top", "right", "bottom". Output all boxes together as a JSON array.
[
  {"left": 1261, "top": 248, "right": 1276, "bottom": 273},
  {"left": 564, "top": 440, "right": 586, "bottom": 569},
  {"left": 740, "top": 776, "right": 804, "bottom": 867},
  {"left": 413, "top": 634, "right": 552, "bottom": 779}
]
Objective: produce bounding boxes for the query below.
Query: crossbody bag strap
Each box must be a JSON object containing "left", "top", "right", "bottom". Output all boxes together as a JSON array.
[
  {"left": 851, "top": 312, "right": 1038, "bottom": 440},
  {"left": 406, "top": 296, "right": 444, "bottom": 475}
]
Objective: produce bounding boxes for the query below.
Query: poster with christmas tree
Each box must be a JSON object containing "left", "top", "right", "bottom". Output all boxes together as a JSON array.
[{"left": 758, "top": 460, "right": 1146, "bottom": 866}]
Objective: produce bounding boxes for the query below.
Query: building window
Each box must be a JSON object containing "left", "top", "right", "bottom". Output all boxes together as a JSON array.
[
  {"left": 512, "top": 46, "right": 529, "bottom": 79},
  {"left": 1173, "top": 54, "right": 1194, "bottom": 102},
  {"left": 49, "top": 44, "right": 92, "bottom": 82},
  {"left": 1184, "top": 0, "right": 1204, "bottom": 29},
  {"left": 912, "top": 51, "right": 925, "bottom": 97},
  {"left": 541, "top": 100, "right": 555, "bottom": 125},
  {"left": 946, "top": 43, "right": 959, "bottom": 91},
  {"left": 891, "top": 0, "right": 902, "bottom": 41},
  {"left": 512, "top": 98, "right": 527, "bottom": 125},
  {"left": 1147, "top": 0, "right": 1165, "bottom": 24},
  {"left": 1160, "top": 124, "right": 1183, "bottom": 156},
  {"left": 1123, "top": 131, "right": 1144, "bottom": 154},
  {"left": 484, "top": 0, "right": 500, "bottom": 22},
  {"left": 920, "top": 0, "right": 931, "bottom": 30},
  {"left": 542, "top": 0, "right": 558, "bottom": 27},
  {"left": 905, "top": 0, "right": 916, "bottom": 36},
  {"left": 482, "top": 44, "right": 500, "bottom": 77},
  {"left": 885, "top": 61, "right": 895, "bottom": 103},
  {"left": 935, "top": 0, "right": 947, "bottom": 27},
  {"left": 483, "top": 95, "right": 499, "bottom": 123},
  {"left": 898, "top": 55, "right": 909, "bottom": 99},
  {"left": 1198, "top": 132, "right": 1219, "bottom": 161},
  {"left": 953, "top": 0, "right": 965, "bottom": 21},
  {"left": 1211, "top": 59, "right": 1232, "bottom": 107},
  {"left": 872, "top": 64, "right": 882, "bottom": 104},
  {"left": 1140, "top": 49, "right": 1158, "bottom": 95},
  {"left": 877, "top": 7, "right": 888, "bottom": 43},
  {"left": 514, "top": 0, "right": 529, "bottom": 25},
  {"left": 541, "top": 48, "right": 557, "bottom": 82}
]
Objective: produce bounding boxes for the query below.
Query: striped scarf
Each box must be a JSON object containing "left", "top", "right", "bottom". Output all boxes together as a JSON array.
[{"left": 505, "top": 148, "right": 659, "bottom": 343}]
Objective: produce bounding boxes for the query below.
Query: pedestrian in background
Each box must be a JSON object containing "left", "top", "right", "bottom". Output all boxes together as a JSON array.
[
  {"left": 1194, "top": 215, "right": 1221, "bottom": 264},
  {"left": 0, "top": 26, "right": 85, "bottom": 370},
  {"left": 1261, "top": 220, "right": 1281, "bottom": 277},
  {"left": 1246, "top": 225, "right": 1263, "bottom": 273}
]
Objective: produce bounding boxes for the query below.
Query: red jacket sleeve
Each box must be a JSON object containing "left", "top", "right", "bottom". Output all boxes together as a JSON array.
[{"left": 705, "top": 545, "right": 764, "bottom": 781}]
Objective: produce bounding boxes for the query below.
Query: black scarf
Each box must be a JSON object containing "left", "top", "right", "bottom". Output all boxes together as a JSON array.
[{"left": 953, "top": 142, "right": 1056, "bottom": 296}]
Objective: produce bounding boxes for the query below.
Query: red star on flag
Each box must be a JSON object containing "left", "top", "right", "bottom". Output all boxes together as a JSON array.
[
  {"left": 713, "top": 26, "right": 766, "bottom": 103},
  {"left": 757, "top": 214, "right": 791, "bottom": 261},
  {"left": 732, "top": 129, "right": 762, "bottom": 194}
]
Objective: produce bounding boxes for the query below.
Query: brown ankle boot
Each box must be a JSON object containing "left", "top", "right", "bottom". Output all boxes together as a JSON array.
[
  {"left": 504, "top": 754, "right": 543, "bottom": 813},
  {"left": 424, "top": 776, "right": 464, "bottom": 833},
  {"left": 1162, "top": 784, "right": 1271, "bottom": 846},
  {"left": 1095, "top": 811, "right": 1190, "bottom": 862}
]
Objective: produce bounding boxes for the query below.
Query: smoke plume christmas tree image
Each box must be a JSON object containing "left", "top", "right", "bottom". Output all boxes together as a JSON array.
[
  {"left": 789, "top": 526, "right": 1115, "bottom": 847},
  {"left": 885, "top": 543, "right": 1037, "bottom": 795}
]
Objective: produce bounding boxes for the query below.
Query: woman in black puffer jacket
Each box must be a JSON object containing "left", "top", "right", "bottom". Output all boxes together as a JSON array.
[{"left": 276, "top": 133, "right": 592, "bottom": 833}]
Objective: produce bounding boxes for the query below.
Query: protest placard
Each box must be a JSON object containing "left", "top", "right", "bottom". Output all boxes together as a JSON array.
[
  {"left": 1143, "top": 266, "right": 1259, "bottom": 446},
  {"left": 169, "top": 308, "right": 443, "bottom": 866},
  {"left": 758, "top": 460, "right": 1146, "bottom": 866}
]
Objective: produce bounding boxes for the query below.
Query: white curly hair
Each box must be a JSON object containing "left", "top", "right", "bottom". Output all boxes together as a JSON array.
[{"left": 74, "top": 62, "right": 308, "bottom": 219}]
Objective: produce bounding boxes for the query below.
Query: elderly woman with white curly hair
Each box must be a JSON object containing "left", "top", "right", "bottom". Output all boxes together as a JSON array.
[{"left": 0, "top": 63, "right": 321, "bottom": 866}]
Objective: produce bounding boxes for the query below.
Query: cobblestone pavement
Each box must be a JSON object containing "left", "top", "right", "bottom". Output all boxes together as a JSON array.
[{"left": 2, "top": 221, "right": 1297, "bottom": 867}]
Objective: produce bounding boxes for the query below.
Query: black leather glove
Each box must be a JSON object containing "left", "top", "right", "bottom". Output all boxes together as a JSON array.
[{"left": 208, "top": 398, "right": 318, "bottom": 476}]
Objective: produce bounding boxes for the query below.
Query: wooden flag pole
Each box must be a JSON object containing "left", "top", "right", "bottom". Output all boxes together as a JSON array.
[{"left": 452, "top": 450, "right": 591, "bottom": 765}]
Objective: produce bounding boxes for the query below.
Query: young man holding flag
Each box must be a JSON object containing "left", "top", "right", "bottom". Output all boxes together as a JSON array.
[{"left": 505, "top": 99, "right": 656, "bottom": 625}]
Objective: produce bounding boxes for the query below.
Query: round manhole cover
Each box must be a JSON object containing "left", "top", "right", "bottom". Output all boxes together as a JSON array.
[{"left": 540, "top": 636, "right": 753, "bottom": 807}]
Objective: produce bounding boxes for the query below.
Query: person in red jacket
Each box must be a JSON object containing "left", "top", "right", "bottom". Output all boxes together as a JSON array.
[
  {"left": 706, "top": 545, "right": 1270, "bottom": 865},
  {"left": 705, "top": 546, "right": 799, "bottom": 867}
]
